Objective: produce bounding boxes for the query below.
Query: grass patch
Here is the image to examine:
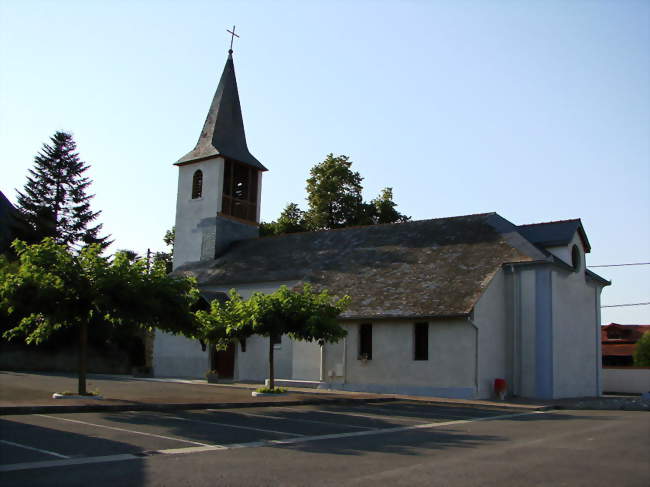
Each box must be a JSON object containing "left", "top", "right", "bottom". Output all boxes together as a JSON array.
[
  {"left": 58, "top": 390, "right": 100, "bottom": 396},
  {"left": 255, "top": 387, "right": 286, "bottom": 394}
]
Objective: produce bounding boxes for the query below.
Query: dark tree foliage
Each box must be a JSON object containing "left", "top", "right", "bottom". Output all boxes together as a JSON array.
[
  {"left": 259, "top": 203, "right": 309, "bottom": 237},
  {"left": 1, "top": 239, "right": 200, "bottom": 394},
  {"left": 367, "top": 187, "right": 410, "bottom": 225},
  {"left": 16, "top": 131, "right": 110, "bottom": 249},
  {"left": 261, "top": 154, "right": 410, "bottom": 236},
  {"left": 198, "top": 285, "right": 349, "bottom": 390},
  {"left": 306, "top": 154, "right": 365, "bottom": 230}
]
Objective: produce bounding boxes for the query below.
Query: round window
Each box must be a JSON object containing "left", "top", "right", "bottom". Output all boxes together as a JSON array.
[{"left": 571, "top": 245, "right": 581, "bottom": 271}]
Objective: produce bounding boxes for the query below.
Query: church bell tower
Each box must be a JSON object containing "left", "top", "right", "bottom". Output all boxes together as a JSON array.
[{"left": 172, "top": 47, "right": 267, "bottom": 269}]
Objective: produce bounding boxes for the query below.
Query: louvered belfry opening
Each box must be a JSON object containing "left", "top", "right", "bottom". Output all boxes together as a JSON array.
[{"left": 221, "top": 158, "right": 258, "bottom": 222}]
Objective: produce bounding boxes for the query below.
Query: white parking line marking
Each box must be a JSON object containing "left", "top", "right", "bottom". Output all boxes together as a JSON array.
[
  {"left": 0, "top": 410, "right": 546, "bottom": 472},
  {"left": 0, "top": 454, "right": 138, "bottom": 472},
  {"left": 37, "top": 414, "right": 218, "bottom": 447},
  {"left": 352, "top": 405, "right": 488, "bottom": 420},
  {"left": 272, "top": 407, "right": 431, "bottom": 424},
  {"left": 264, "top": 410, "right": 547, "bottom": 447},
  {"left": 207, "top": 409, "right": 374, "bottom": 430},
  {"left": 152, "top": 445, "right": 226, "bottom": 455},
  {"left": 0, "top": 439, "right": 70, "bottom": 459},
  {"left": 161, "top": 414, "right": 304, "bottom": 437}
]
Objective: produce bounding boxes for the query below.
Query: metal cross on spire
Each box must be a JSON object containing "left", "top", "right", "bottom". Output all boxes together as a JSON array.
[{"left": 227, "top": 25, "right": 239, "bottom": 53}]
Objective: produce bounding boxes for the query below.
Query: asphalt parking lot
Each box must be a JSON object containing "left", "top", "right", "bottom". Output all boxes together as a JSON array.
[
  {"left": 1, "top": 401, "right": 648, "bottom": 486},
  {"left": 0, "top": 401, "right": 528, "bottom": 470}
]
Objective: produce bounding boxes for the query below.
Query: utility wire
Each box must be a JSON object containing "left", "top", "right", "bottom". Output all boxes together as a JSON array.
[
  {"left": 589, "top": 262, "right": 650, "bottom": 268},
  {"left": 601, "top": 302, "right": 650, "bottom": 308}
]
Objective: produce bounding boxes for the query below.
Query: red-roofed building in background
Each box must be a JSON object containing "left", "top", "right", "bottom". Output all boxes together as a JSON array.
[{"left": 602, "top": 324, "right": 650, "bottom": 366}]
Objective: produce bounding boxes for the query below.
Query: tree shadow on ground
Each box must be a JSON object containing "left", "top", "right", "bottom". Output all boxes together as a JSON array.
[{"left": 0, "top": 418, "right": 145, "bottom": 487}]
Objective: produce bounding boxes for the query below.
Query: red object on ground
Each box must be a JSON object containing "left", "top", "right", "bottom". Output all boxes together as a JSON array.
[{"left": 494, "top": 378, "right": 507, "bottom": 393}]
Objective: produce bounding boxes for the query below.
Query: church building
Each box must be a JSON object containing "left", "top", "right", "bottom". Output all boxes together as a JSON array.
[{"left": 153, "top": 48, "right": 610, "bottom": 400}]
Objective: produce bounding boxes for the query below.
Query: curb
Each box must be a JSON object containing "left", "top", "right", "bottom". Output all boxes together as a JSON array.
[
  {"left": 0, "top": 396, "right": 399, "bottom": 416},
  {"left": 0, "top": 395, "right": 550, "bottom": 416}
]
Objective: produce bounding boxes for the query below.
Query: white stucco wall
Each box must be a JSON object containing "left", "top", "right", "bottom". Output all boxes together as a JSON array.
[
  {"left": 473, "top": 269, "right": 508, "bottom": 399},
  {"left": 235, "top": 334, "right": 294, "bottom": 382},
  {"left": 518, "top": 269, "right": 537, "bottom": 398},
  {"left": 552, "top": 254, "right": 600, "bottom": 398},
  {"left": 324, "top": 319, "right": 476, "bottom": 397},
  {"left": 292, "top": 339, "right": 321, "bottom": 381},
  {"left": 173, "top": 157, "right": 224, "bottom": 268},
  {"left": 153, "top": 332, "right": 209, "bottom": 378},
  {"left": 602, "top": 368, "right": 650, "bottom": 394}
]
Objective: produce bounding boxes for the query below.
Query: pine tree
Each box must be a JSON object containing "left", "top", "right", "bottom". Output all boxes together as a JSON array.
[{"left": 16, "top": 131, "right": 110, "bottom": 249}]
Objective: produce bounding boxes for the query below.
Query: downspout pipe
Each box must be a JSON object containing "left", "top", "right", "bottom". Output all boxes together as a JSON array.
[{"left": 467, "top": 316, "right": 479, "bottom": 398}]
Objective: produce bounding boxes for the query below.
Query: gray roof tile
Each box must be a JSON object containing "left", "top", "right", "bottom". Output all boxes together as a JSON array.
[
  {"left": 177, "top": 51, "right": 267, "bottom": 171},
  {"left": 177, "top": 213, "right": 538, "bottom": 319}
]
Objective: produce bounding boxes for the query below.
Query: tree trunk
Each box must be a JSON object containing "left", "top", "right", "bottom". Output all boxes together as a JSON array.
[
  {"left": 268, "top": 336, "right": 274, "bottom": 390},
  {"left": 78, "top": 320, "right": 88, "bottom": 395}
]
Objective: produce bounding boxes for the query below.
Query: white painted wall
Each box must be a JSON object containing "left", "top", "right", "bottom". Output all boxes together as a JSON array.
[
  {"left": 552, "top": 255, "right": 600, "bottom": 398},
  {"left": 546, "top": 231, "right": 587, "bottom": 267},
  {"left": 292, "top": 339, "right": 321, "bottom": 380},
  {"left": 153, "top": 332, "right": 209, "bottom": 378},
  {"left": 602, "top": 368, "right": 650, "bottom": 394},
  {"left": 324, "top": 319, "right": 476, "bottom": 397},
  {"left": 173, "top": 157, "right": 224, "bottom": 268},
  {"left": 473, "top": 269, "right": 508, "bottom": 398},
  {"left": 519, "top": 269, "right": 537, "bottom": 398}
]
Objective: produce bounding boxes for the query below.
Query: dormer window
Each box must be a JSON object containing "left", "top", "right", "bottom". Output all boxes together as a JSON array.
[
  {"left": 191, "top": 170, "right": 203, "bottom": 199},
  {"left": 222, "top": 159, "right": 258, "bottom": 222},
  {"left": 571, "top": 245, "right": 581, "bottom": 272}
]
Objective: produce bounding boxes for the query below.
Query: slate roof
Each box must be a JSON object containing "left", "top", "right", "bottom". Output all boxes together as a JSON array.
[
  {"left": 0, "top": 190, "right": 30, "bottom": 253},
  {"left": 177, "top": 213, "right": 546, "bottom": 320},
  {"left": 518, "top": 219, "right": 591, "bottom": 252},
  {"left": 0, "top": 191, "right": 15, "bottom": 250},
  {"left": 176, "top": 51, "right": 267, "bottom": 171}
]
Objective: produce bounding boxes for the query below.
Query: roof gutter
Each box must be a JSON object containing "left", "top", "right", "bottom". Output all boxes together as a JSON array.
[
  {"left": 503, "top": 259, "right": 611, "bottom": 287},
  {"left": 339, "top": 313, "right": 471, "bottom": 322}
]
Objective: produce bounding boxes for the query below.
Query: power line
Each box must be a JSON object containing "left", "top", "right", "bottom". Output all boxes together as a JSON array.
[
  {"left": 601, "top": 302, "right": 650, "bottom": 308},
  {"left": 589, "top": 262, "right": 650, "bottom": 268}
]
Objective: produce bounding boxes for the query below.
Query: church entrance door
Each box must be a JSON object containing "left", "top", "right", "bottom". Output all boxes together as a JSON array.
[{"left": 211, "top": 343, "right": 235, "bottom": 379}]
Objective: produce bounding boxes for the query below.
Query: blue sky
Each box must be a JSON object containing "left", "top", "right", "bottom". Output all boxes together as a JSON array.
[{"left": 1, "top": 0, "right": 648, "bottom": 324}]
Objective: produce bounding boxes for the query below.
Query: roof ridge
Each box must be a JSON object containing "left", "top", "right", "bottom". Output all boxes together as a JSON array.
[
  {"left": 258, "top": 212, "right": 498, "bottom": 241},
  {"left": 518, "top": 218, "right": 581, "bottom": 228}
]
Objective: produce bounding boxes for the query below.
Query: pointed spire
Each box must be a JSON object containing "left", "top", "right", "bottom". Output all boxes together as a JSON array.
[{"left": 177, "top": 51, "right": 267, "bottom": 170}]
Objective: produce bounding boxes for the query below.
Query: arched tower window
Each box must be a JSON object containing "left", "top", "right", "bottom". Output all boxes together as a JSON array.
[
  {"left": 191, "top": 170, "right": 203, "bottom": 199},
  {"left": 221, "top": 159, "right": 258, "bottom": 222},
  {"left": 571, "top": 244, "right": 581, "bottom": 272}
]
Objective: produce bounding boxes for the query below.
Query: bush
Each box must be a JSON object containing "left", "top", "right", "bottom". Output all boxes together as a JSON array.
[
  {"left": 255, "top": 387, "right": 286, "bottom": 394},
  {"left": 633, "top": 331, "right": 650, "bottom": 367}
]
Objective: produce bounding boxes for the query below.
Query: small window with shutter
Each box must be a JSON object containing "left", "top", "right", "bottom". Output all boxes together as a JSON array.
[
  {"left": 414, "top": 322, "right": 428, "bottom": 360},
  {"left": 359, "top": 323, "right": 372, "bottom": 360}
]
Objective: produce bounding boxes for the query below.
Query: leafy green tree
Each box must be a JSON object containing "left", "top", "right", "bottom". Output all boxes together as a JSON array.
[
  {"left": 367, "top": 187, "right": 411, "bottom": 225},
  {"left": 633, "top": 331, "right": 650, "bottom": 367},
  {"left": 262, "top": 154, "right": 410, "bottom": 236},
  {"left": 16, "top": 131, "right": 110, "bottom": 249},
  {"left": 1, "top": 239, "right": 200, "bottom": 394},
  {"left": 259, "top": 203, "right": 309, "bottom": 237},
  {"left": 306, "top": 154, "right": 365, "bottom": 229},
  {"left": 198, "top": 285, "right": 349, "bottom": 390}
]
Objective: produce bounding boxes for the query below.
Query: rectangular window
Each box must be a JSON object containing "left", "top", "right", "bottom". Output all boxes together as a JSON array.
[
  {"left": 240, "top": 338, "right": 246, "bottom": 353},
  {"left": 414, "top": 322, "right": 428, "bottom": 360},
  {"left": 359, "top": 323, "right": 372, "bottom": 360}
]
